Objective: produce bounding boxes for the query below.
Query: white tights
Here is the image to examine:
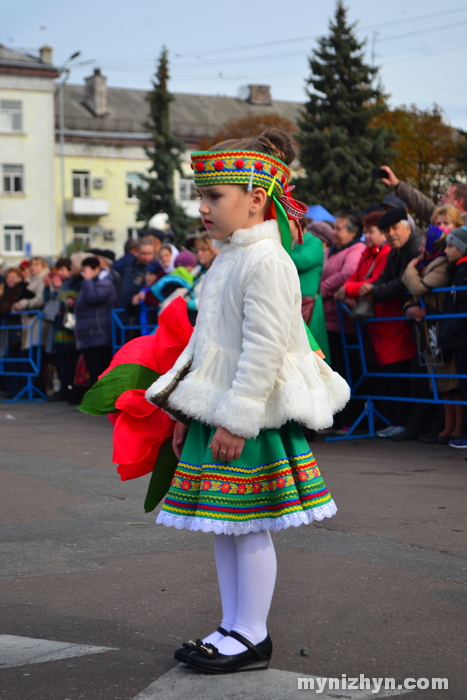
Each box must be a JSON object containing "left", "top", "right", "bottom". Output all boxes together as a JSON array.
[{"left": 202, "top": 530, "right": 277, "bottom": 655}]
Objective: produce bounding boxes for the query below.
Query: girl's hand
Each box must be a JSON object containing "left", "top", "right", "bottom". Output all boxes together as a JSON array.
[
  {"left": 209, "top": 426, "right": 245, "bottom": 462},
  {"left": 172, "top": 420, "right": 189, "bottom": 460},
  {"left": 406, "top": 305, "right": 426, "bottom": 321}
]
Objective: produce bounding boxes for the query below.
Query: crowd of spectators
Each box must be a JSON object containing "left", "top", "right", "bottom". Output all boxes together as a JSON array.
[
  {"left": 291, "top": 167, "right": 467, "bottom": 448},
  {"left": 1, "top": 170, "right": 467, "bottom": 449},
  {"left": 0, "top": 227, "right": 218, "bottom": 402}
]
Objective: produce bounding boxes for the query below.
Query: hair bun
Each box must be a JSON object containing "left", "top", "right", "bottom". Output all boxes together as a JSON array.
[{"left": 256, "top": 128, "right": 296, "bottom": 165}]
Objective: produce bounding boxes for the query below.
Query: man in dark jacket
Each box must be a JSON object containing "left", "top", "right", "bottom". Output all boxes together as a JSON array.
[
  {"left": 359, "top": 208, "right": 431, "bottom": 440},
  {"left": 359, "top": 208, "right": 423, "bottom": 305},
  {"left": 117, "top": 237, "right": 157, "bottom": 309}
]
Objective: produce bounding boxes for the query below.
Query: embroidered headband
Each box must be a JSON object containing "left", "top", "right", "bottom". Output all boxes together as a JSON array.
[
  {"left": 191, "top": 150, "right": 290, "bottom": 198},
  {"left": 191, "top": 149, "right": 309, "bottom": 251}
]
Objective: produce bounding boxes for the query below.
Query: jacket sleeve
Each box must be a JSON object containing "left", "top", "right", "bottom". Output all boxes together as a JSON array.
[
  {"left": 345, "top": 249, "right": 389, "bottom": 297},
  {"left": 395, "top": 181, "right": 436, "bottom": 224},
  {"left": 16, "top": 280, "right": 45, "bottom": 310},
  {"left": 320, "top": 245, "right": 365, "bottom": 299},
  {"left": 212, "top": 256, "right": 296, "bottom": 438},
  {"left": 289, "top": 236, "right": 323, "bottom": 273},
  {"left": 402, "top": 260, "right": 450, "bottom": 297},
  {"left": 80, "top": 278, "right": 114, "bottom": 306}
]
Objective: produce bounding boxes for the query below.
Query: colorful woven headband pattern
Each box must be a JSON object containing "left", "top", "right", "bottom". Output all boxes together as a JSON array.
[{"left": 190, "top": 150, "right": 291, "bottom": 198}]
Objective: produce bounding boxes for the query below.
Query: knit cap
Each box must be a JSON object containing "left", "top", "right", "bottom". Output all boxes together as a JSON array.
[
  {"left": 307, "top": 221, "right": 334, "bottom": 247},
  {"left": 446, "top": 226, "right": 467, "bottom": 254},
  {"left": 174, "top": 251, "right": 197, "bottom": 268}
]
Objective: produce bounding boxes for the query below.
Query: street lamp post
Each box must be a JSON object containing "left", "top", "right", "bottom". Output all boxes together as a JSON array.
[{"left": 57, "top": 51, "right": 80, "bottom": 256}]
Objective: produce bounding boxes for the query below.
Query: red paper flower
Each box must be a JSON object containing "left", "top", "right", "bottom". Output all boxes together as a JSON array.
[
  {"left": 111, "top": 389, "right": 175, "bottom": 481},
  {"left": 270, "top": 166, "right": 277, "bottom": 176},
  {"left": 254, "top": 161, "right": 263, "bottom": 170},
  {"left": 214, "top": 160, "right": 224, "bottom": 170},
  {"left": 196, "top": 161, "right": 205, "bottom": 171},
  {"left": 235, "top": 159, "right": 244, "bottom": 168}
]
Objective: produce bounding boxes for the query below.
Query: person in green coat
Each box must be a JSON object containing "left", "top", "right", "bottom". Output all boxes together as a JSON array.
[{"left": 289, "top": 222, "right": 331, "bottom": 364}]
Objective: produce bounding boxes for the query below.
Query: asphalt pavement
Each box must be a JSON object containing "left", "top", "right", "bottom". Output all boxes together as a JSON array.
[{"left": 0, "top": 402, "right": 465, "bottom": 700}]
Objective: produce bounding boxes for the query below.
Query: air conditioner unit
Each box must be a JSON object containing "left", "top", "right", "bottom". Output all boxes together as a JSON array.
[
  {"left": 103, "top": 229, "right": 115, "bottom": 241},
  {"left": 93, "top": 177, "right": 104, "bottom": 189}
]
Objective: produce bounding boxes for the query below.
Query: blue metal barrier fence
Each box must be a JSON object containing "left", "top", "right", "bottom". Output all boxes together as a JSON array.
[
  {"left": 0, "top": 311, "right": 47, "bottom": 402},
  {"left": 330, "top": 285, "right": 467, "bottom": 441}
]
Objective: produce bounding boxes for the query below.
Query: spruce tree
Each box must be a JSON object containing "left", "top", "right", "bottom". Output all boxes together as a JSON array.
[
  {"left": 137, "top": 47, "right": 191, "bottom": 241},
  {"left": 296, "top": 1, "right": 394, "bottom": 212}
]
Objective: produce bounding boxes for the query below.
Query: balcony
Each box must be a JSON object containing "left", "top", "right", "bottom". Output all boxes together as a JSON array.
[{"left": 65, "top": 197, "right": 109, "bottom": 217}]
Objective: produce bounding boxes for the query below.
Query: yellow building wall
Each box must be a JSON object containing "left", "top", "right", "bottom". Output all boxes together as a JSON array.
[
  {"left": 0, "top": 79, "right": 56, "bottom": 261},
  {"left": 54, "top": 151, "right": 151, "bottom": 257}
]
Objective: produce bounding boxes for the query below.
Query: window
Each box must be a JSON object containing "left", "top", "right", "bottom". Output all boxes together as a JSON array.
[
  {"left": 3, "top": 164, "right": 24, "bottom": 193},
  {"left": 126, "top": 172, "right": 145, "bottom": 200},
  {"left": 127, "top": 227, "right": 139, "bottom": 240},
  {"left": 72, "top": 171, "right": 90, "bottom": 198},
  {"left": 0, "top": 100, "right": 22, "bottom": 131},
  {"left": 179, "top": 177, "right": 197, "bottom": 201},
  {"left": 73, "top": 226, "right": 91, "bottom": 247},
  {"left": 3, "top": 225, "right": 24, "bottom": 254}
]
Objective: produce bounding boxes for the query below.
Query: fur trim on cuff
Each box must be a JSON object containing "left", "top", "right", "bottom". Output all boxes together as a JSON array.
[{"left": 213, "top": 390, "right": 266, "bottom": 439}]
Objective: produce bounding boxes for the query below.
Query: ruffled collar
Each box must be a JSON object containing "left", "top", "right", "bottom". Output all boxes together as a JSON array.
[{"left": 229, "top": 219, "right": 280, "bottom": 248}]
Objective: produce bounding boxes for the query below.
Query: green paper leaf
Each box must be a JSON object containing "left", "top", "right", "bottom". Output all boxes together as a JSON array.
[
  {"left": 144, "top": 438, "right": 178, "bottom": 513},
  {"left": 78, "top": 363, "right": 160, "bottom": 415}
]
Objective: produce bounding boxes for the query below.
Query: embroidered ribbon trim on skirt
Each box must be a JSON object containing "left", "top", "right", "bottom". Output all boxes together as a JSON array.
[{"left": 156, "top": 420, "right": 337, "bottom": 535}]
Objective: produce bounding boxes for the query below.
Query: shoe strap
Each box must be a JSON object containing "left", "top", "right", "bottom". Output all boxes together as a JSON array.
[
  {"left": 228, "top": 631, "right": 268, "bottom": 660},
  {"left": 217, "top": 626, "right": 229, "bottom": 636}
]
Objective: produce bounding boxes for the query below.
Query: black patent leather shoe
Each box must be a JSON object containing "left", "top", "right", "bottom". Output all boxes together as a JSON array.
[
  {"left": 186, "top": 630, "right": 272, "bottom": 674},
  {"left": 174, "top": 626, "right": 228, "bottom": 663}
]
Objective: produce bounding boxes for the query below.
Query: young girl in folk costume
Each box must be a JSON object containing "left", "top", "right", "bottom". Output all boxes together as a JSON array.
[{"left": 146, "top": 129, "right": 350, "bottom": 674}]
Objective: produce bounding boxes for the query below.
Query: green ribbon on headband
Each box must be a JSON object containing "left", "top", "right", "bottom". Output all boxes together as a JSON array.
[
  {"left": 272, "top": 194, "right": 322, "bottom": 355},
  {"left": 272, "top": 194, "right": 292, "bottom": 255}
]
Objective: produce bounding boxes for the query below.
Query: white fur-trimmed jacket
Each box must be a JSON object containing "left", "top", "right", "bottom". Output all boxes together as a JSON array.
[{"left": 146, "top": 220, "right": 350, "bottom": 439}]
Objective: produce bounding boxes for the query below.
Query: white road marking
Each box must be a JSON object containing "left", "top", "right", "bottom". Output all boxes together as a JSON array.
[
  {"left": 0, "top": 635, "right": 116, "bottom": 669},
  {"left": 132, "top": 665, "right": 411, "bottom": 699}
]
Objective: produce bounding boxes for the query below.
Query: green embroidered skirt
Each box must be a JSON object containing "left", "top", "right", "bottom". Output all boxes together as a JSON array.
[{"left": 156, "top": 420, "right": 336, "bottom": 534}]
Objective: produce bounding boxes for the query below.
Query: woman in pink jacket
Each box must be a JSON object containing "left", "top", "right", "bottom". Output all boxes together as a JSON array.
[{"left": 320, "top": 211, "right": 365, "bottom": 429}]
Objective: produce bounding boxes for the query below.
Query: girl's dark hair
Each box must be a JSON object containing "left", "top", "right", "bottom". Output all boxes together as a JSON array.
[
  {"left": 210, "top": 128, "right": 296, "bottom": 166},
  {"left": 82, "top": 256, "right": 100, "bottom": 270},
  {"left": 56, "top": 257, "right": 72, "bottom": 270}
]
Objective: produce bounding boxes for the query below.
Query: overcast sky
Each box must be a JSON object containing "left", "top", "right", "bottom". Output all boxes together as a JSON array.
[{"left": 3, "top": 0, "right": 467, "bottom": 130}]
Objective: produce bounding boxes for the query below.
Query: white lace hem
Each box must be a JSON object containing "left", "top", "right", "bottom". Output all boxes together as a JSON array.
[{"left": 155, "top": 500, "right": 337, "bottom": 535}]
